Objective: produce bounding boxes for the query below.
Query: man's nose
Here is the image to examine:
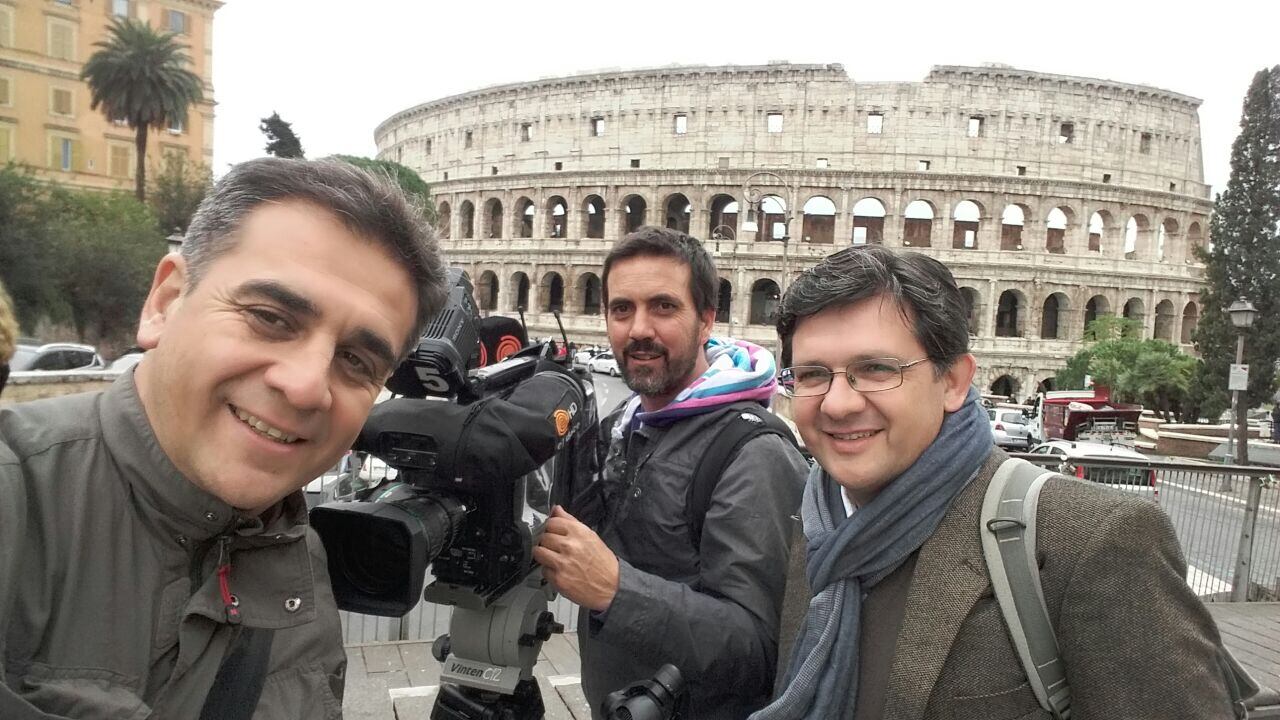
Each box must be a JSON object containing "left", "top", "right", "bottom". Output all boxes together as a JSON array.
[
  {"left": 629, "top": 308, "right": 655, "bottom": 339},
  {"left": 263, "top": 343, "right": 333, "bottom": 412},
  {"left": 819, "top": 372, "right": 867, "bottom": 418}
]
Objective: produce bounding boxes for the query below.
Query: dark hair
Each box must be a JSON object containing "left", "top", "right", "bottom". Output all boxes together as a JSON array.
[
  {"left": 775, "top": 245, "right": 970, "bottom": 373},
  {"left": 181, "top": 157, "right": 448, "bottom": 355},
  {"left": 601, "top": 226, "right": 717, "bottom": 315}
]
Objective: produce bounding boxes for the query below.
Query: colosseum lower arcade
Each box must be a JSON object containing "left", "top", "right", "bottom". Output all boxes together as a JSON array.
[{"left": 377, "top": 63, "right": 1211, "bottom": 398}]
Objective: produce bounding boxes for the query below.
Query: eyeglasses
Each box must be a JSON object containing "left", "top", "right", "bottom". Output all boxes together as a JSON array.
[{"left": 779, "top": 357, "right": 930, "bottom": 397}]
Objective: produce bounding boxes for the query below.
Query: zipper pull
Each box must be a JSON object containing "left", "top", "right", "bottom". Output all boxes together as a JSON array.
[{"left": 215, "top": 536, "right": 241, "bottom": 625}]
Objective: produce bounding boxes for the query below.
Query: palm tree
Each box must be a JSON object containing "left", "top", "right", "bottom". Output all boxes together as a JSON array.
[{"left": 81, "top": 19, "right": 203, "bottom": 202}]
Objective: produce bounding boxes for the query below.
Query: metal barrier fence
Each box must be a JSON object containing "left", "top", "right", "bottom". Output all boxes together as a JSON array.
[
  {"left": 1013, "top": 454, "right": 1280, "bottom": 602},
  {"left": 321, "top": 453, "right": 1280, "bottom": 643}
]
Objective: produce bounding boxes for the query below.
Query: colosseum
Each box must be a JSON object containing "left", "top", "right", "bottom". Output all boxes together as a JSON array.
[{"left": 375, "top": 62, "right": 1211, "bottom": 399}]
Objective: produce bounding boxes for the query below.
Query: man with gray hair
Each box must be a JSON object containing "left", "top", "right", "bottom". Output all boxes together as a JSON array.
[
  {"left": 758, "top": 245, "right": 1238, "bottom": 720},
  {"left": 0, "top": 157, "right": 447, "bottom": 719}
]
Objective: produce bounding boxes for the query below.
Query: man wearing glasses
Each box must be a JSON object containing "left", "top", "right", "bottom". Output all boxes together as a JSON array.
[{"left": 754, "top": 246, "right": 1236, "bottom": 719}]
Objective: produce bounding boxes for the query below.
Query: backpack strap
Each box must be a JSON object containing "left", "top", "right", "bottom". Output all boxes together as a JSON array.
[
  {"left": 199, "top": 627, "right": 276, "bottom": 720},
  {"left": 980, "top": 458, "right": 1072, "bottom": 720},
  {"left": 686, "top": 406, "right": 798, "bottom": 551}
]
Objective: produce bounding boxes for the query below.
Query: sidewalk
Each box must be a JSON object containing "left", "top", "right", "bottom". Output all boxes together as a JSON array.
[{"left": 344, "top": 605, "right": 1280, "bottom": 719}]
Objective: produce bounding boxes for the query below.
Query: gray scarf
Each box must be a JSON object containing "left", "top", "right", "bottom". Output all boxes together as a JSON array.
[{"left": 750, "top": 387, "right": 990, "bottom": 720}]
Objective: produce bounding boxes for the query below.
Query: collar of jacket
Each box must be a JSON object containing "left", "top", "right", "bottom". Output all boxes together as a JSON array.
[{"left": 98, "top": 371, "right": 310, "bottom": 548}]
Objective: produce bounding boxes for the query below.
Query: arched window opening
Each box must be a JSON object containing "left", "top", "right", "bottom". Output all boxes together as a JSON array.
[
  {"left": 546, "top": 196, "right": 568, "bottom": 239},
  {"left": 1088, "top": 211, "right": 1107, "bottom": 253},
  {"left": 952, "top": 200, "right": 981, "bottom": 249},
  {"left": 801, "top": 196, "right": 836, "bottom": 244},
  {"left": 996, "top": 290, "right": 1023, "bottom": 337},
  {"left": 1045, "top": 207, "right": 1069, "bottom": 254},
  {"left": 852, "top": 197, "right": 886, "bottom": 246},
  {"left": 1122, "top": 298, "right": 1145, "bottom": 338},
  {"left": 1000, "top": 204, "right": 1026, "bottom": 251},
  {"left": 578, "top": 272, "right": 602, "bottom": 315},
  {"left": 476, "top": 271, "right": 498, "bottom": 311},
  {"left": 903, "top": 200, "right": 934, "bottom": 247},
  {"left": 437, "top": 202, "right": 452, "bottom": 240},
  {"left": 960, "top": 287, "right": 981, "bottom": 336},
  {"left": 510, "top": 272, "right": 530, "bottom": 312},
  {"left": 749, "top": 279, "right": 780, "bottom": 325},
  {"left": 1084, "top": 295, "right": 1110, "bottom": 337},
  {"left": 484, "top": 198, "right": 504, "bottom": 239},
  {"left": 664, "top": 194, "right": 691, "bottom": 233},
  {"left": 1041, "top": 293, "right": 1068, "bottom": 339},
  {"left": 716, "top": 279, "right": 732, "bottom": 323},
  {"left": 1181, "top": 301, "right": 1198, "bottom": 344},
  {"left": 459, "top": 200, "right": 475, "bottom": 239},
  {"left": 709, "top": 194, "right": 739, "bottom": 239},
  {"left": 1154, "top": 300, "right": 1175, "bottom": 341},
  {"left": 540, "top": 272, "right": 564, "bottom": 313},
  {"left": 623, "top": 195, "right": 647, "bottom": 233},
  {"left": 584, "top": 195, "right": 605, "bottom": 239},
  {"left": 516, "top": 197, "right": 535, "bottom": 238}
]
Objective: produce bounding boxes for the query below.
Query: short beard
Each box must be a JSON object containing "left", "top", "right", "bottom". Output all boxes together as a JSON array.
[{"left": 620, "top": 331, "right": 702, "bottom": 400}]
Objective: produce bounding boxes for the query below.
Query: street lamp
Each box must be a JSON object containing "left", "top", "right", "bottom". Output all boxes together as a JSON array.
[
  {"left": 1227, "top": 297, "right": 1259, "bottom": 601},
  {"left": 742, "top": 171, "right": 793, "bottom": 361},
  {"left": 710, "top": 224, "right": 736, "bottom": 254},
  {"left": 710, "top": 224, "right": 737, "bottom": 336}
]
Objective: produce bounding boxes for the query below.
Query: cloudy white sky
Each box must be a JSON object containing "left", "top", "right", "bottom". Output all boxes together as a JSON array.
[{"left": 211, "top": 0, "right": 1278, "bottom": 194}]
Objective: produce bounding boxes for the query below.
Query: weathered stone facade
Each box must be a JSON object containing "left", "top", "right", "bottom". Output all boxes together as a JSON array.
[{"left": 376, "top": 63, "right": 1211, "bottom": 398}]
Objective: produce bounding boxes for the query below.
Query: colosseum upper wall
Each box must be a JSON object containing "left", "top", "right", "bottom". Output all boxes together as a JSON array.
[{"left": 375, "top": 62, "right": 1213, "bottom": 399}]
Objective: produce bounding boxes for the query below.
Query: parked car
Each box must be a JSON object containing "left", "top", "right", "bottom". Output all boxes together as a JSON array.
[
  {"left": 108, "top": 350, "right": 145, "bottom": 373},
  {"left": 989, "top": 408, "right": 1033, "bottom": 450},
  {"left": 1029, "top": 440, "right": 1157, "bottom": 501},
  {"left": 587, "top": 351, "right": 619, "bottom": 376},
  {"left": 10, "top": 342, "right": 105, "bottom": 372},
  {"left": 572, "top": 347, "right": 603, "bottom": 369}
]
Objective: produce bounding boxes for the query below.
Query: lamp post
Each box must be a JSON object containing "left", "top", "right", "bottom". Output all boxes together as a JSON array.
[
  {"left": 710, "top": 224, "right": 737, "bottom": 337},
  {"left": 1227, "top": 297, "right": 1259, "bottom": 601},
  {"left": 742, "top": 172, "right": 792, "bottom": 360}
]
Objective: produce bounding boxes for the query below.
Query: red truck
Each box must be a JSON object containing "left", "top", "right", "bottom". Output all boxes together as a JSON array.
[{"left": 1028, "top": 386, "right": 1143, "bottom": 445}]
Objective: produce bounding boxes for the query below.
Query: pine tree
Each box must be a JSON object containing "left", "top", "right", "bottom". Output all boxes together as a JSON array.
[
  {"left": 1193, "top": 67, "right": 1280, "bottom": 428},
  {"left": 260, "top": 112, "right": 305, "bottom": 159}
]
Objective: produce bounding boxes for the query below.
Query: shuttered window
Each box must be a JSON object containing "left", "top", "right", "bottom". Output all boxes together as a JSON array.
[
  {"left": 51, "top": 88, "right": 73, "bottom": 116},
  {"left": 0, "top": 126, "right": 13, "bottom": 162},
  {"left": 48, "top": 21, "right": 75, "bottom": 61},
  {"left": 109, "top": 143, "right": 132, "bottom": 177}
]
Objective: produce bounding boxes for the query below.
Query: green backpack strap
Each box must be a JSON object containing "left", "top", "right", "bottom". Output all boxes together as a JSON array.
[
  {"left": 980, "top": 458, "right": 1072, "bottom": 720},
  {"left": 686, "top": 406, "right": 798, "bottom": 552}
]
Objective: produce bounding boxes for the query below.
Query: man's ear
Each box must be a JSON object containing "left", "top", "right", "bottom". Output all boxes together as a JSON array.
[
  {"left": 137, "top": 253, "right": 188, "bottom": 350},
  {"left": 942, "top": 353, "right": 978, "bottom": 412},
  {"left": 698, "top": 306, "right": 716, "bottom": 344}
]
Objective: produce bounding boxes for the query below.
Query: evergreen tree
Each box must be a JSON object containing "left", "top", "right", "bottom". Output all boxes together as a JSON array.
[
  {"left": 329, "top": 155, "right": 435, "bottom": 223},
  {"left": 1193, "top": 67, "right": 1280, "bottom": 423},
  {"left": 81, "top": 19, "right": 203, "bottom": 202},
  {"left": 148, "top": 152, "right": 212, "bottom": 234},
  {"left": 260, "top": 112, "right": 305, "bottom": 159}
]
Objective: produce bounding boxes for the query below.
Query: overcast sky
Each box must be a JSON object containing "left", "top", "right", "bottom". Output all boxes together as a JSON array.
[{"left": 211, "top": 0, "right": 1278, "bottom": 195}]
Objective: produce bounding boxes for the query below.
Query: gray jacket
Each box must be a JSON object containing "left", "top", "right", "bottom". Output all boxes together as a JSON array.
[
  {"left": 776, "top": 448, "right": 1236, "bottom": 719},
  {"left": 0, "top": 372, "right": 347, "bottom": 719},
  {"left": 580, "top": 400, "right": 808, "bottom": 720}
]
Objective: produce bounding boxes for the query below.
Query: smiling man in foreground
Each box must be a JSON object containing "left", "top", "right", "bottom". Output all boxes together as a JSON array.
[{"left": 0, "top": 157, "right": 447, "bottom": 719}]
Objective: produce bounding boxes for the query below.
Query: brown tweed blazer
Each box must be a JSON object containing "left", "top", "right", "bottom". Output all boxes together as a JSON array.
[{"left": 775, "top": 448, "right": 1236, "bottom": 720}]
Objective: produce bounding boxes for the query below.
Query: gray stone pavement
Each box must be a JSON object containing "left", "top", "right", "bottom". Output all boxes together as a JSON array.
[{"left": 343, "top": 606, "right": 1280, "bottom": 719}]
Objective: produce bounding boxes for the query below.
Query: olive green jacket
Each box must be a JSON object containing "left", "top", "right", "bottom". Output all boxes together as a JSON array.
[{"left": 0, "top": 372, "right": 346, "bottom": 719}]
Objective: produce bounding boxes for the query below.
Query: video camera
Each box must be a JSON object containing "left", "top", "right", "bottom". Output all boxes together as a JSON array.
[{"left": 311, "top": 269, "right": 599, "bottom": 718}]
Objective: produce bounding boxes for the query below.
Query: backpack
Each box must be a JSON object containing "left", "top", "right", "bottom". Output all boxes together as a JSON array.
[{"left": 980, "top": 458, "right": 1259, "bottom": 720}]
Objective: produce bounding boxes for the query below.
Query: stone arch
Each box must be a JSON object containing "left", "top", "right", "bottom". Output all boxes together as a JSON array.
[
  {"left": 1181, "top": 301, "right": 1199, "bottom": 344},
  {"left": 801, "top": 195, "right": 836, "bottom": 244},
  {"left": 437, "top": 201, "right": 452, "bottom": 239},
  {"left": 709, "top": 194, "right": 739, "bottom": 239},
  {"left": 583, "top": 195, "right": 606, "bottom": 239},
  {"left": 1154, "top": 299, "right": 1175, "bottom": 341},
  {"left": 459, "top": 200, "right": 475, "bottom": 239},
  {"left": 1186, "top": 221, "right": 1205, "bottom": 260},
  {"left": 664, "top": 193, "right": 691, "bottom": 233},
  {"left": 959, "top": 286, "right": 982, "bottom": 336},
  {"left": 539, "top": 271, "right": 565, "bottom": 313},
  {"left": 1037, "top": 377, "right": 1057, "bottom": 393},
  {"left": 1124, "top": 213, "right": 1151, "bottom": 259},
  {"left": 758, "top": 195, "right": 788, "bottom": 241},
  {"left": 1040, "top": 292, "right": 1070, "bottom": 339},
  {"left": 576, "top": 271, "right": 602, "bottom": 315},
  {"left": 1156, "top": 217, "right": 1178, "bottom": 262},
  {"left": 1123, "top": 297, "right": 1146, "bottom": 337},
  {"left": 546, "top": 196, "right": 568, "bottom": 239},
  {"left": 749, "top": 278, "right": 780, "bottom": 325},
  {"left": 990, "top": 374, "right": 1020, "bottom": 399},
  {"left": 483, "top": 197, "right": 504, "bottom": 239},
  {"left": 514, "top": 196, "right": 536, "bottom": 238},
  {"left": 509, "top": 271, "right": 530, "bottom": 311},
  {"left": 995, "top": 289, "right": 1027, "bottom": 337},
  {"left": 1084, "top": 294, "right": 1111, "bottom": 337},
  {"left": 852, "top": 197, "right": 886, "bottom": 245},
  {"left": 716, "top": 278, "right": 732, "bottom": 323},
  {"left": 1000, "top": 203, "right": 1029, "bottom": 251},
  {"left": 952, "top": 199, "right": 983, "bottom": 249},
  {"left": 1087, "top": 210, "right": 1110, "bottom": 253},
  {"left": 903, "top": 199, "right": 935, "bottom": 247},
  {"left": 622, "top": 194, "right": 647, "bottom": 233},
  {"left": 476, "top": 270, "right": 498, "bottom": 311},
  {"left": 1045, "top": 206, "right": 1072, "bottom": 254}
]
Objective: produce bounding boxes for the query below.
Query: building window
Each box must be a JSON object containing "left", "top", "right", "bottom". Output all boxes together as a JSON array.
[
  {"left": 1058, "top": 122, "right": 1074, "bottom": 144},
  {"left": 490, "top": 166, "right": 497, "bottom": 175},
  {"left": 0, "top": 125, "right": 14, "bottom": 162},
  {"left": 816, "top": 158, "right": 829, "bottom": 169},
  {"left": 108, "top": 142, "right": 133, "bottom": 178},
  {"left": 111, "top": 0, "right": 130, "bottom": 17},
  {"left": 48, "top": 19, "right": 76, "bottom": 61},
  {"left": 1170, "top": 182, "right": 1177, "bottom": 192},
  {"left": 591, "top": 117, "right": 605, "bottom": 136},
  {"left": 425, "top": 138, "right": 432, "bottom": 155},
  {"left": 167, "top": 9, "right": 188, "bottom": 34},
  {"left": 0, "top": 5, "right": 14, "bottom": 48},
  {"left": 48, "top": 135, "right": 80, "bottom": 172},
  {"left": 1016, "top": 165, "right": 1026, "bottom": 176},
  {"left": 630, "top": 158, "right": 640, "bottom": 168},
  {"left": 443, "top": 171, "right": 448, "bottom": 180},
  {"left": 766, "top": 112, "right": 783, "bottom": 133},
  {"left": 717, "top": 156, "right": 730, "bottom": 169},
  {"left": 464, "top": 130, "right": 473, "bottom": 149},
  {"left": 50, "top": 88, "right": 73, "bottom": 117},
  {"left": 967, "top": 116, "right": 984, "bottom": 138},
  {"left": 867, "top": 113, "right": 884, "bottom": 134},
  {"left": 1140, "top": 132, "right": 1152, "bottom": 154},
  {"left": 166, "top": 116, "right": 183, "bottom": 134},
  {"left": 918, "top": 160, "right": 930, "bottom": 171},
  {"left": 520, "top": 122, "right": 532, "bottom": 142},
  {"left": 554, "top": 161, "right": 563, "bottom": 171},
  {"left": 0, "top": 76, "right": 11, "bottom": 106},
  {"left": 674, "top": 113, "right": 688, "bottom": 135},
  {"left": 1102, "top": 173, "right": 1112, "bottom": 183}
]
